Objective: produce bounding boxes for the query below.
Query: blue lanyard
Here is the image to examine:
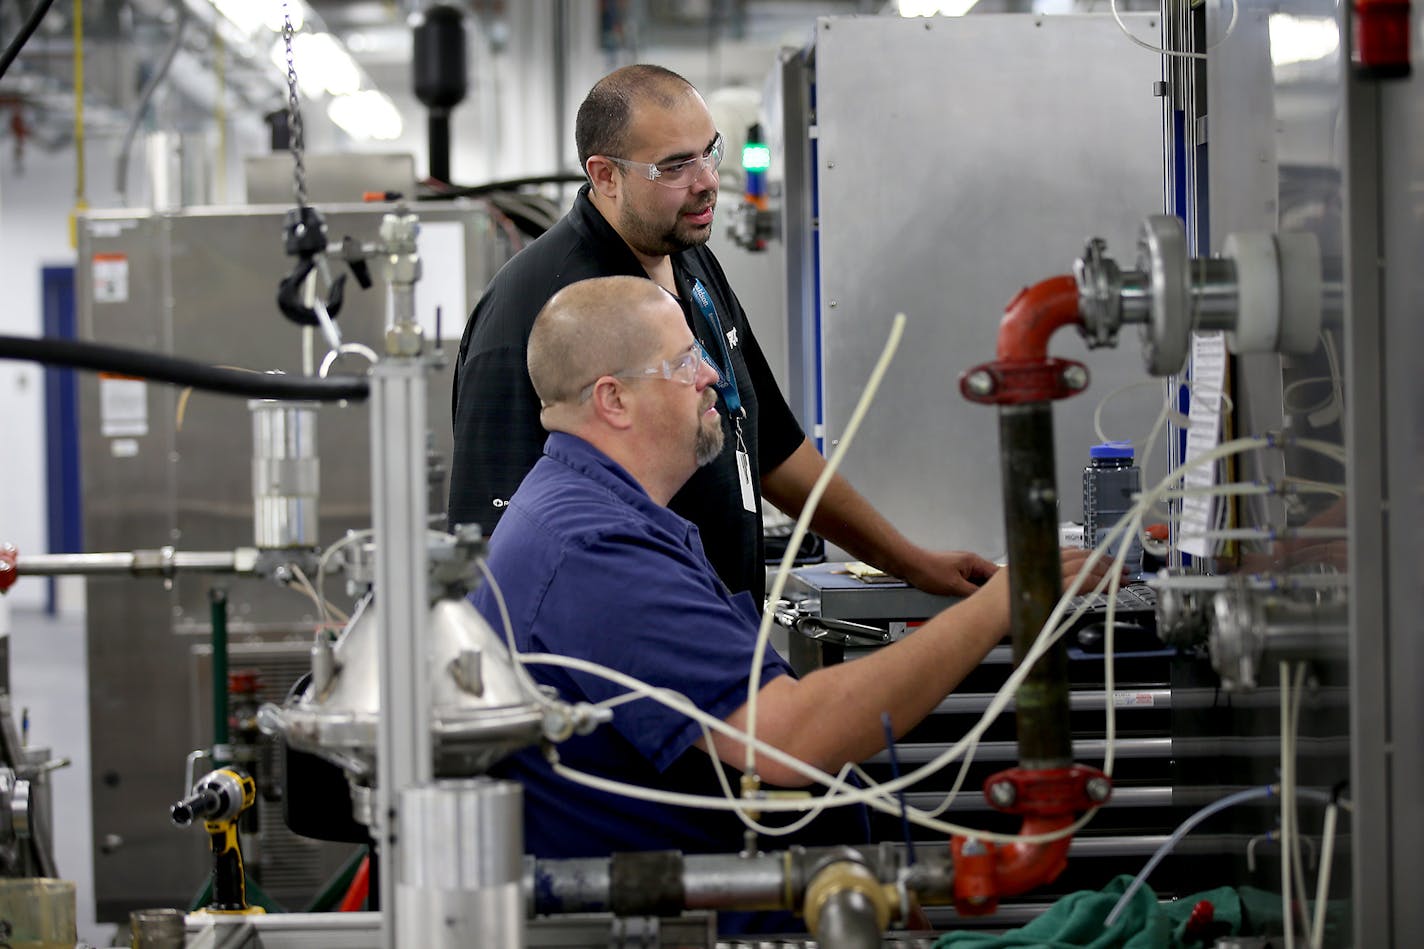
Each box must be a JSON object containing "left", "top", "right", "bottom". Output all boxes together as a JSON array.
[{"left": 690, "top": 278, "right": 744, "bottom": 417}]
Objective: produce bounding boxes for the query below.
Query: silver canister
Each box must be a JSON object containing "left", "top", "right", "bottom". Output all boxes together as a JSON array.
[
  {"left": 396, "top": 778, "right": 523, "bottom": 948},
  {"left": 250, "top": 400, "right": 320, "bottom": 549}
]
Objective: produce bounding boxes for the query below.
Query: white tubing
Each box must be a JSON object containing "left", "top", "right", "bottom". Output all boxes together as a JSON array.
[
  {"left": 744, "top": 314, "right": 906, "bottom": 776},
  {"left": 1310, "top": 802, "right": 1338, "bottom": 949},
  {"left": 1281, "top": 662, "right": 1296, "bottom": 949}
]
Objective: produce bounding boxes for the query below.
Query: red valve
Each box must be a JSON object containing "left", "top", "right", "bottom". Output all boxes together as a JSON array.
[
  {"left": 1353, "top": 0, "right": 1411, "bottom": 79},
  {"left": 0, "top": 545, "right": 17, "bottom": 594},
  {"left": 1184, "top": 899, "right": 1216, "bottom": 939}
]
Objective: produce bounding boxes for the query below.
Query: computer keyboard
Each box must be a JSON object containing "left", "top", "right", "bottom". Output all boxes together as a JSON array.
[{"left": 1068, "top": 582, "right": 1158, "bottom": 615}]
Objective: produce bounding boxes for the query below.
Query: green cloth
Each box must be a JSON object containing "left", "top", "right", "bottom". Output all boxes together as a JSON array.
[{"left": 932, "top": 875, "right": 1266, "bottom": 949}]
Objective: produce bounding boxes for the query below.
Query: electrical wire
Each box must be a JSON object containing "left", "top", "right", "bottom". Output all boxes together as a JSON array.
[
  {"left": 417, "top": 171, "right": 587, "bottom": 199},
  {"left": 1109, "top": 0, "right": 1239, "bottom": 59},
  {"left": 1092, "top": 379, "right": 1170, "bottom": 447},
  {"left": 473, "top": 557, "right": 561, "bottom": 712},
  {"left": 70, "top": 0, "right": 86, "bottom": 247},
  {"left": 0, "top": 0, "right": 58, "bottom": 81},
  {"left": 314, "top": 530, "right": 372, "bottom": 628},
  {"left": 116, "top": 1, "right": 190, "bottom": 207},
  {"left": 1106, "top": 785, "right": 1276, "bottom": 926},
  {"left": 287, "top": 563, "right": 347, "bottom": 627}
]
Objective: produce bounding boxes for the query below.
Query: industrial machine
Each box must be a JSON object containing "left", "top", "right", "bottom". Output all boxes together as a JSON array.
[{"left": 0, "top": 0, "right": 1419, "bottom": 945}]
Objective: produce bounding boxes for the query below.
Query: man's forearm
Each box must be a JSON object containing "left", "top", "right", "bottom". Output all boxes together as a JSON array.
[{"left": 712, "top": 587, "right": 1009, "bottom": 787}]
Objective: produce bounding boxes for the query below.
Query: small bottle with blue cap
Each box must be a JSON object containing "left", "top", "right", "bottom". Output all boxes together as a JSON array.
[{"left": 1083, "top": 441, "right": 1144, "bottom": 574}]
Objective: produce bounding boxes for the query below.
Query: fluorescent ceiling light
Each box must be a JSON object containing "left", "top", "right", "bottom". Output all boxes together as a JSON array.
[
  {"left": 1268, "top": 14, "right": 1339, "bottom": 65},
  {"left": 269, "top": 32, "right": 361, "bottom": 97},
  {"left": 898, "top": 0, "right": 980, "bottom": 15},
  {"left": 328, "top": 91, "right": 404, "bottom": 141}
]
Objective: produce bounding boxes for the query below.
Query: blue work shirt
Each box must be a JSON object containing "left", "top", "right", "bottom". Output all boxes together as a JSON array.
[{"left": 475, "top": 432, "right": 867, "bottom": 862}]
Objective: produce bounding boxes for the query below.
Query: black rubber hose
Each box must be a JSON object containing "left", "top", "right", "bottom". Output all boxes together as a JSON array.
[
  {"left": 0, "top": 0, "right": 59, "bottom": 81},
  {"left": 0, "top": 335, "right": 369, "bottom": 402},
  {"left": 417, "top": 172, "right": 586, "bottom": 199}
]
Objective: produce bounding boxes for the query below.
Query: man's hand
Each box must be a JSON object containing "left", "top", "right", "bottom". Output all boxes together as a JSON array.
[
  {"left": 1058, "top": 545, "right": 1124, "bottom": 592},
  {"left": 900, "top": 549, "right": 1001, "bottom": 597}
]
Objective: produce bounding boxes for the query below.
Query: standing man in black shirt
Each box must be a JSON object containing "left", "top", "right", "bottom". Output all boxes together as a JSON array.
[{"left": 451, "top": 64, "right": 995, "bottom": 602}]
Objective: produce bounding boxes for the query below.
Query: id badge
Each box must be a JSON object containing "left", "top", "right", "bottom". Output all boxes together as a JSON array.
[
  {"left": 736, "top": 448, "right": 756, "bottom": 513},
  {"left": 740, "top": 418, "right": 763, "bottom": 510}
]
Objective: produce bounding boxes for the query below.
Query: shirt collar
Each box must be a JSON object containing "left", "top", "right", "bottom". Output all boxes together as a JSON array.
[
  {"left": 569, "top": 184, "right": 685, "bottom": 281},
  {"left": 542, "top": 431, "right": 691, "bottom": 532}
]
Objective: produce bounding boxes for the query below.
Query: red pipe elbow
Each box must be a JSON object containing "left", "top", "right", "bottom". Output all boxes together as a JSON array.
[
  {"left": 996, "top": 275, "right": 1083, "bottom": 363},
  {"left": 951, "top": 815, "right": 1075, "bottom": 915},
  {"left": 961, "top": 275, "right": 1088, "bottom": 406},
  {"left": 990, "top": 815, "right": 1076, "bottom": 897}
]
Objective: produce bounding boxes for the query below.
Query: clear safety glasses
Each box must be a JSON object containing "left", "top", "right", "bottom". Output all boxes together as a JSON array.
[
  {"left": 606, "top": 134, "right": 725, "bottom": 189},
  {"left": 578, "top": 341, "right": 722, "bottom": 403}
]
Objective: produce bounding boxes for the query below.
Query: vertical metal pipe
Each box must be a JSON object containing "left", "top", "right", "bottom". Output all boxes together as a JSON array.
[
  {"left": 210, "top": 587, "right": 230, "bottom": 761},
  {"left": 552, "top": 0, "right": 568, "bottom": 172},
  {"left": 427, "top": 113, "right": 451, "bottom": 185},
  {"left": 999, "top": 403, "right": 1072, "bottom": 769},
  {"left": 372, "top": 358, "right": 432, "bottom": 948}
]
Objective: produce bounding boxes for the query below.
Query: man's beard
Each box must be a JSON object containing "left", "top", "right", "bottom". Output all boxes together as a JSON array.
[
  {"left": 694, "top": 404, "right": 725, "bottom": 467},
  {"left": 620, "top": 196, "right": 715, "bottom": 256}
]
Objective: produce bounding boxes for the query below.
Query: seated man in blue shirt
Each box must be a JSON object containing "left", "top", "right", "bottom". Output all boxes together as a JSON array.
[{"left": 475, "top": 275, "right": 1112, "bottom": 863}]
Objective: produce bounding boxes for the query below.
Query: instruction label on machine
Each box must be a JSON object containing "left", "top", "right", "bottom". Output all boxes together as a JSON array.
[
  {"left": 1179, "top": 333, "right": 1228, "bottom": 558},
  {"left": 99, "top": 375, "right": 148, "bottom": 438},
  {"left": 92, "top": 253, "right": 129, "bottom": 303}
]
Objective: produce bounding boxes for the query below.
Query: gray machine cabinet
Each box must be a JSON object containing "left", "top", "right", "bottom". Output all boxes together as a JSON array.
[
  {"left": 76, "top": 202, "right": 500, "bottom": 919},
  {"left": 811, "top": 14, "right": 1166, "bottom": 559}
]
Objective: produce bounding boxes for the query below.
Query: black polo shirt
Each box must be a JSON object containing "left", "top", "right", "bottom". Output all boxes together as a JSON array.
[{"left": 450, "top": 185, "right": 804, "bottom": 602}]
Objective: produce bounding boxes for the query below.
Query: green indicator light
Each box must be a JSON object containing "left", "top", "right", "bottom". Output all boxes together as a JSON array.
[{"left": 741, "top": 143, "right": 771, "bottom": 172}]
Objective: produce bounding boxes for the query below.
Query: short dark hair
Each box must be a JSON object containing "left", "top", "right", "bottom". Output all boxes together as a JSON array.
[{"left": 575, "top": 64, "right": 695, "bottom": 179}]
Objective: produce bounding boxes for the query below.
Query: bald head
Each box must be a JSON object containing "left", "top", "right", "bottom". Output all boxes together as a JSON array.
[
  {"left": 575, "top": 64, "right": 700, "bottom": 176},
  {"left": 527, "top": 276, "right": 672, "bottom": 410}
]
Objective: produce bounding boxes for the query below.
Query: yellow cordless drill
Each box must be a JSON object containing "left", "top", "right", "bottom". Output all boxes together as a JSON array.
[{"left": 171, "top": 768, "right": 265, "bottom": 915}]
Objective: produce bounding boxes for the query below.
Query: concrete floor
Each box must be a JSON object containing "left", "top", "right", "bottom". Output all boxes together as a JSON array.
[{"left": 4, "top": 598, "right": 117, "bottom": 946}]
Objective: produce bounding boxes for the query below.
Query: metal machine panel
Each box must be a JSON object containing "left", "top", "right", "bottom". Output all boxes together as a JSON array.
[
  {"left": 1197, "top": 0, "right": 1358, "bottom": 934},
  {"left": 243, "top": 154, "right": 418, "bottom": 205},
  {"left": 812, "top": 14, "right": 1166, "bottom": 559},
  {"left": 1371, "top": 12, "right": 1424, "bottom": 940},
  {"left": 76, "top": 201, "right": 502, "bottom": 919}
]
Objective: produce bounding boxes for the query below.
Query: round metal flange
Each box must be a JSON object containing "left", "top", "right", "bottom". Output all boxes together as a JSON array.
[
  {"left": 9, "top": 778, "right": 30, "bottom": 839},
  {"left": 1136, "top": 215, "right": 1191, "bottom": 376},
  {"left": 1074, "top": 237, "right": 1122, "bottom": 348}
]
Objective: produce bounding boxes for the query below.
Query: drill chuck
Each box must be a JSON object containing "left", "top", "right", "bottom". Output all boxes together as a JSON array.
[
  {"left": 171, "top": 788, "right": 223, "bottom": 826},
  {"left": 170, "top": 769, "right": 252, "bottom": 827}
]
